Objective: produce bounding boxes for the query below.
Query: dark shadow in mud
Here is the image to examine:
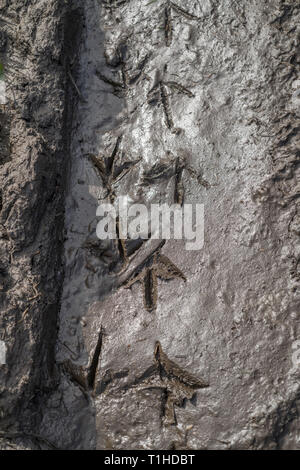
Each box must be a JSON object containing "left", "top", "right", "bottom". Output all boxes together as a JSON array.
[
  {"left": 0, "top": 16, "right": 11, "bottom": 165},
  {"left": 50, "top": 0, "right": 128, "bottom": 450},
  {"left": 0, "top": 108, "right": 11, "bottom": 165},
  {"left": 61, "top": 6, "right": 126, "bottom": 308}
]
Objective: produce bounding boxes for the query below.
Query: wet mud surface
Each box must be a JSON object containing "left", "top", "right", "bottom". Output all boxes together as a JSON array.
[{"left": 0, "top": 0, "right": 300, "bottom": 450}]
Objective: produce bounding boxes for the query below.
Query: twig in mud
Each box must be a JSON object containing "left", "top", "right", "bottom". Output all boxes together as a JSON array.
[
  {"left": 68, "top": 69, "right": 85, "bottom": 102},
  {"left": 17, "top": 279, "right": 42, "bottom": 324},
  {"left": 22, "top": 307, "right": 29, "bottom": 320},
  {"left": 16, "top": 306, "right": 30, "bottom": 325},
  {"left": 28, "top": 282, "right": 41, "bottom": 301}
]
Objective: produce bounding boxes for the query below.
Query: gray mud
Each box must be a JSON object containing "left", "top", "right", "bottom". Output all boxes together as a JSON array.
[{"left": 0, "top": 0, "right": 300, "bottom": 450}]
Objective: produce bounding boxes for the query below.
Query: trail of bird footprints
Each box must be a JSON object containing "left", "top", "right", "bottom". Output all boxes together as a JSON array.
[
  {"left": 98, "top": 48, "right": 195, "bottom": 132},
  {"left": 102, "top": 0, "right": 200, "bottom": 48},
  {"left": 68, "top": 0, "right": 211, "bottom": 428}
]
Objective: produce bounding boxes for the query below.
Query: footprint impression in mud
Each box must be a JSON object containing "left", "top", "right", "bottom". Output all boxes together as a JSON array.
[
  {"left": 122, "top": 341, "right": 209, "bottom": 426},
  {"left": 147, "top": 70, "right": 195, "bottom": 134},
  {"left": 141, "top": 152, "right": 211, "bottom": 206},
  {"left": 163, "top": 1, "right": 201, "bottom": 47},
  {"left": 88, "top": 135, "right": 141, "bottom": 203},
  {"left": 121, "top": 240, "right": 186, "bottom": 312},
  {"left": 83, "top": 135, "right": 143, "bottom": 277}
]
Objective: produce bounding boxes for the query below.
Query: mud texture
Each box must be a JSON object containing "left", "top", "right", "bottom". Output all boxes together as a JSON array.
[
  {"left": 0, "top": 0, "right": 300, "bottom": 450},
  {"left": 0, "top": 0, "right": 80, "bottom": 450}
]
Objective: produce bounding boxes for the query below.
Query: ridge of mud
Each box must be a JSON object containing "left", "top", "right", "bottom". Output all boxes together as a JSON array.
[{"left": 0, "top": 0, "right": 82, "bottom": 449}]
